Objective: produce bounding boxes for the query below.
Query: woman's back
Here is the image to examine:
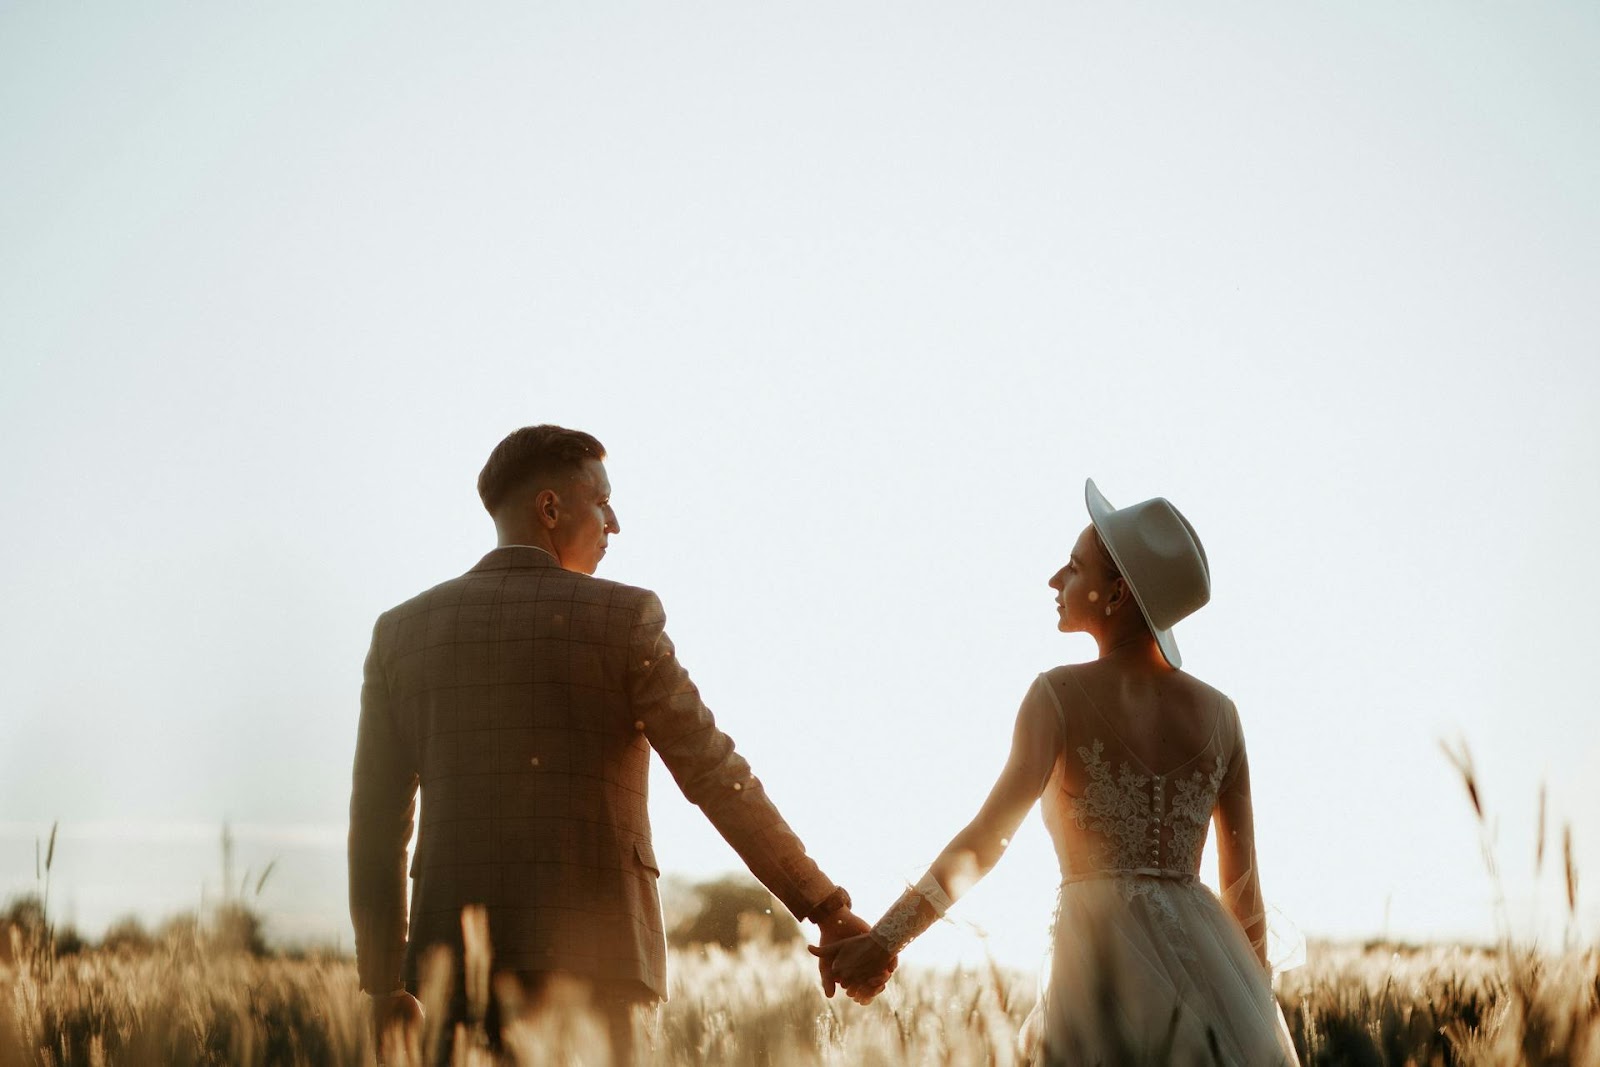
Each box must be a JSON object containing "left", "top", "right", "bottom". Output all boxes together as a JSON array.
[
  {"left": 1027, "top": 660, "right": 1294, "bottom": 1065},
  {"left": 1034, "top": 658, "right": 1242, "bottom": 884}
]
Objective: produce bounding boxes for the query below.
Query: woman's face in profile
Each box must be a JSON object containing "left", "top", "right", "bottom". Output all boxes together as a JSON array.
[{"left": 1048, "top": 524, "right": 1109, "bottom": 634}]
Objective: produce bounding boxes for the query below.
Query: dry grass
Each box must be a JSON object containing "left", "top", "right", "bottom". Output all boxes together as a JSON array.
[
  {"left": 0, "top": 934, "right": 1035, "bottom": 1067},
  {"left": 1279, "top": 942, "right": 1600, "bottom": 1066},
  {"left": 6, "top": 740, "right": 1592, "bottom": 1064},
  {"left": 4, "top": 936, "right": 1599, "bottom": 1066}
]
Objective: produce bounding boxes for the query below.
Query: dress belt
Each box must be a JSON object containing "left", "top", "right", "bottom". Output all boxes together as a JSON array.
[{"left": 1061, "top": 867, "right": 1198, "bottom": 886}]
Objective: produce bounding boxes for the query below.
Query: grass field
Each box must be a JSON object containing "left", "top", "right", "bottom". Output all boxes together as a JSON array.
[
  {"left": 6, "top": 752, "right": 1592, "bottom": 1064},
  {"left": 4, "top": 931, "right": 1597, "bottom": 1066}
]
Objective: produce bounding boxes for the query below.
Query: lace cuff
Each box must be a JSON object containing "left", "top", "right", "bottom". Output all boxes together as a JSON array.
[
  {"left": 867, "top": 874, "right": 950, "bottom": 954},
  {"left": 913, "top": 872, "right": 953, "bottom": 916}
]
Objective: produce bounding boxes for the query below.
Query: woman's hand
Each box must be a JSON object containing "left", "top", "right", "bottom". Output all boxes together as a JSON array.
[{"left": 810, "top": 934, "right": 896, "bottom": 1003}]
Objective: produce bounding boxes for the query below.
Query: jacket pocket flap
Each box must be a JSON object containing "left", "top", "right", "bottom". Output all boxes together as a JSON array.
[{"left": 634, "top": 840, "right": 660, "bottom": 874}]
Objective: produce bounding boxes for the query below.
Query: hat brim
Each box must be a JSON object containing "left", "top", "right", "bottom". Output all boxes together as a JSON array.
[{"left": 1084, "top": 478, "right": 1183, "bottom": 670}]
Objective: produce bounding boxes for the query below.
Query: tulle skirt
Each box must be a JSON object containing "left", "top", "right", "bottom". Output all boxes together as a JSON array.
[{"left": 1023, "top": 875, "right": 1298, "bottom": 1066}]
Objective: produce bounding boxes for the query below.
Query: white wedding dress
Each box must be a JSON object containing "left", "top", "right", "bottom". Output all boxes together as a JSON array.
[{"left": 1021, "top": 668, "right": 1299, "bottom": 1066}]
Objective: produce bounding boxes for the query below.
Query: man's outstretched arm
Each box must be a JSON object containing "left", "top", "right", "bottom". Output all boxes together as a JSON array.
[
  {"left": 348, "top": 617, "right": 420, "bottom": 997},
  {"left": 625, "top": 591, "right": 867, "bottom": 987}
]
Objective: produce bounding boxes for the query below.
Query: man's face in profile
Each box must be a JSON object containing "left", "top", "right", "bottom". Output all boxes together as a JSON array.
[{"left": 552, "top": 458, "right": 619, "bottom": 574}]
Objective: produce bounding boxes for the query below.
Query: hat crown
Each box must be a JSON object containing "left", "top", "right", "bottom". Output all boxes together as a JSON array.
[
  {"left": 1112, "top": 499, "right": 1209, "bottom": 626},
  {"left": 1084, "top": 480, "right": 1210, "bottom": 667}
]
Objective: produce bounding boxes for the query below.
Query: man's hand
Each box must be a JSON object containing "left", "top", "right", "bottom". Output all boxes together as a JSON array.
[
  {"left": 811, "top": 933, "right": 896, "bottom": 1004},
  {"left": 370, "top": 990, "right": 424, "bottom": 1065},
  {"left": 812, "top": 907, "right": 895, "bottom": 1004}
]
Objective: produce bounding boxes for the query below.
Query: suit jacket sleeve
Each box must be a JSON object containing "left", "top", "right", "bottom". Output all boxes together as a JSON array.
[
  {"left": 348, "top": 615, "right": 420, "bottom": 994},
  {"left": 627, "top": 590, "right": 836, "bottom": 921}
]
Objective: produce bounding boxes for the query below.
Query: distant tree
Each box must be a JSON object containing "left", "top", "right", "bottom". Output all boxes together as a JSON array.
[
  {"left": 0, "top": 892, "right": 83, "bottom": 960},
  {"left": 53, "top": 924, "right": 86, "bottom": 956},
  {"left": 101, "top": 915, "right": 154, "bottom": 954},
  {"left": 0, "top": 893, "right": 45, "bottom": 964},
  {"left": 2, "top": 893, "right": 46, "bottom": 935},
  {"left": 210, "top": 901, "right": 269, "bottom": 956},
  {"left": 157, "top": 911, "right": 202, "bottom": 963},
  {"left": 665, "top": 874, "right": 802, "bottom": 951},
  {"left": 209, "top": 824, "right": 275, "bottom": 956}
]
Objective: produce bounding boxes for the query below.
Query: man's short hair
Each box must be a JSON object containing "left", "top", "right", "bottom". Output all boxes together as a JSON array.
[{"left": 478, "top": 425, "right": 606, "bottom": 515}]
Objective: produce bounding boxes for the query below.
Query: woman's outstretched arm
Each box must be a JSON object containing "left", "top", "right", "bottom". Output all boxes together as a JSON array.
[
  {"left": 1215, "top": 701, "right": 1269, "bottom": 970},
  {"left": 816, "top": 676, "right": 1061, "bottom": 988},
  {"left": 922, "top": 675, "right": 1061, "bottom": 900}
]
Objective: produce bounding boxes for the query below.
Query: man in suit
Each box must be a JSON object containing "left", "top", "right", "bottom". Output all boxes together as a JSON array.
[{"left": 349, "top": 425, "right": 879, "bottom": 1063}]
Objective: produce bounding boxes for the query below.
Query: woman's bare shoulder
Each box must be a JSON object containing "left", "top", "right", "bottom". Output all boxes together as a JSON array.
[
  {"left": 1034, "top": 663, "right": 1088, "bottom": 709},
  {"left": 1173, "top": 669, "right": 1232, "bottom": 704},
  {"left": 1038, "top": 661, "right": 1098, "bottom": 694},
  {"left": 1171, "top": 671, "right": 1242, "bottom": 734}
]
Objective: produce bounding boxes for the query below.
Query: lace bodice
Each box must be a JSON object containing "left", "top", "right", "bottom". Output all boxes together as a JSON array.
[
  {"left": 1034, "top": 668, "right": 1239, "bottom": 883},
  {"left": 1068, "top": 738, "right": 1227, "bottom": 874},
  {"left": 861, "top": 665, "right": 1269, "bottom": 981}
]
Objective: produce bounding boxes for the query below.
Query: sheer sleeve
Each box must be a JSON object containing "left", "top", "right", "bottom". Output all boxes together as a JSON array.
[
  {"left": 868, "top": 674, "right": 1062, "bottom": 953},
  {"left": 1214, "top": 697, "right": 1268, "bottom": 969},
  {"left": 1018, "top": 672, "right": 1068, "bottom": 795}
]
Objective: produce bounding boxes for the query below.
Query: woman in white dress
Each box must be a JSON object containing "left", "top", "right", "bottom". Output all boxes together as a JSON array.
[{"left": 816, "top": 481, "right": 1298, "bottom": 1066}]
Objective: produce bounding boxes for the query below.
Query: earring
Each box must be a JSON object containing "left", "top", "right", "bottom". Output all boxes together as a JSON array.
[{"left": 1104, "top": 605, "right": 1113, "bottom": 616}]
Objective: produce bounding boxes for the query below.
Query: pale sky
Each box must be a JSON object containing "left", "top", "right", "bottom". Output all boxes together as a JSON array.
[{"left": 3, "top": 2, "right": 1597, "bottom": 970}]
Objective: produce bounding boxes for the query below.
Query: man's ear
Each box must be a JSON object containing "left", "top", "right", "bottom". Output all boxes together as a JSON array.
[{"left": 535, "top": 488, "right": 560, "bottom": 529}]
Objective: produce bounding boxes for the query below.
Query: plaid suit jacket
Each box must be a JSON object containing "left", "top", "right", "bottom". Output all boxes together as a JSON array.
[{"left": 348, "top": 547, "right": 838, "bottom": 998}]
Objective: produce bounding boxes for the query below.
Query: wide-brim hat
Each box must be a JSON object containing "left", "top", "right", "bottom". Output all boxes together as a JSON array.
[{"left": 1084, "top": 479, "right": 1210, "bottom": 669}]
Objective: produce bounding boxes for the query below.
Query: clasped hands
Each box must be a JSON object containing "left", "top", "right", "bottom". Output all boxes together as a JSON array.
[{"left": 810, "top": 907, "right": 898, "bottom": 1005}]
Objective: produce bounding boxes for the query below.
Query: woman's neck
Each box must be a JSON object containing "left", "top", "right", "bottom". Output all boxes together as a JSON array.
[{"left": 1094, "top": 631, "right": 1165, "bottom": 666}]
